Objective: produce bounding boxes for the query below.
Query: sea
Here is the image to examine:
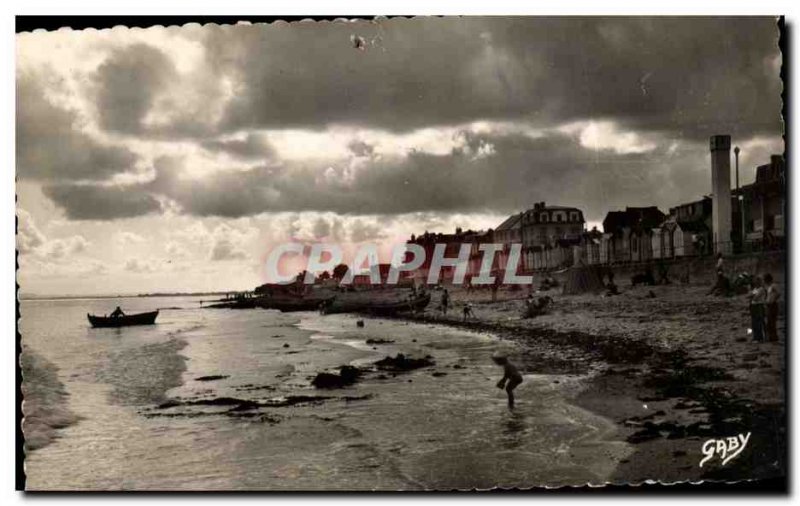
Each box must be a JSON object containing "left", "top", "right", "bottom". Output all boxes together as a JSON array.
[{"left": 20, "top": 296, "right": 631, "bottom": 491}]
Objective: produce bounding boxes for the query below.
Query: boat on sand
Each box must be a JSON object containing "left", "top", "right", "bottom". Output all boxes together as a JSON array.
[{"left": 321, "top": 293, "right": 431, "bottom": 316}]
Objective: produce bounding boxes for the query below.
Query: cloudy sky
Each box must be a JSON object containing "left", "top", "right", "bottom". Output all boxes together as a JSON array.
[{"left": 16, "top": 17, "right": 782, "bottom": 296}]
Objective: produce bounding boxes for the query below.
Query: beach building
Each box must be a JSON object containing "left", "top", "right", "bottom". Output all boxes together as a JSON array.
[
  {"left": 734, "top": 154, "right": 786, "bottom": 251},
  {"left": 520, "top": 202, "right": 585, "bottom": 249},
  {"left": 602, "top": 206, "right": 666, "bottom": 263},
  {"left": 494, "top": 213, "right": 523, "bottom": 276},
  {"left": 519, "top": 202, "right": 585, "bottom": 271},
  {"left": 407, "top": 228, "right": 490, "bottom": 285},
  {"left": 492, "top": 203, "right": 586, "bottom": 273},
  {"left": 574, "top": 227, "right": 603, "bottom": 266}
]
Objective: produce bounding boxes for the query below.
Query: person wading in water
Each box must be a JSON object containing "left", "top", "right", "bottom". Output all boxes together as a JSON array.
[{"left": 493, "top": 353, "right": 523, "bottom": 409}]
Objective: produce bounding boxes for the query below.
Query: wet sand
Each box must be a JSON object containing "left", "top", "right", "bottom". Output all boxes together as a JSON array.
[{"left": 400, "top": 282, "right": 786, "bottom": 485}]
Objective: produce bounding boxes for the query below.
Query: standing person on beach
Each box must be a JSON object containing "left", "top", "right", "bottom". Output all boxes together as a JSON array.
[
  {"left": 708, "top": 252, "right": 730, "bottom": 296},
  {"left": 748, "top": 276, "right": 766, "bottom": 342},
  {"left": 440, "top": 288, "right": 450, "bottom": 316},
  {"left": 764, "top": 273, "right": 781, "bottom": 342},
  {"left": 493, "top": 353, "right": 523, "bottom": 409},
  {"left": 491, "top": 276, "right": 501, "bottom": 302},
  {"left": 462, "top": 302, "right": 474, "bottom": 321}
]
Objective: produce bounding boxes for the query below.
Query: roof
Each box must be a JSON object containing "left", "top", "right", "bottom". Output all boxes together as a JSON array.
[
  {"left": 603, "top": 206, "right": 666, "bottom": 234},
  {"left": 539, "top": 205, "right": 582, "bottom": 211},
  {"left": 496, "top": 213, "right": 522, "bottom": 231}
]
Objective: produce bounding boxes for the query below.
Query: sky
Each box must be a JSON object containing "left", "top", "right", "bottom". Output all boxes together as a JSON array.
[{"left": 16, "top": 17, "right": 783, "bottom": 296}]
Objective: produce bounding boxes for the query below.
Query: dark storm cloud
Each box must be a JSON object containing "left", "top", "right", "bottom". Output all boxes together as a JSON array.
[
  {"left": 16, "top": 73, "right": 138, "bottom": 181},
  {"left": 93, "top": 43, "right": 176, "bottom": 134},
  {"left": 207, "top": 17, "right": 781, "bottom": 139},
  {"left": 21, "top": 18, "right": 783, "bottom": 223},
  {"left": 42, "top": 183, "right": 162, "bottom": 220},
  {"left": 132, "top": 131, "right": 710, "bottom": 223},
  {"left": 40, "top": 120, "right": 770, "bottom": 224}
]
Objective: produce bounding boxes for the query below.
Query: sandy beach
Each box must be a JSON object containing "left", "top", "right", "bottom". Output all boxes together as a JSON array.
[{"left": 398, "top": 277, "right": 786, "bottom": 485}]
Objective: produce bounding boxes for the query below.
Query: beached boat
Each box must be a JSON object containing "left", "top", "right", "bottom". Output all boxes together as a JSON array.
[
  {"left": 205, "top": 298, "right": 260, "bottom": 309},
  {"left": 366, "top": 293, "right": 431, "bottom": 316},
  {"left": 87, "top": 310, "right": 159, "bottom": 328},
  {"left": 263, "top": 296, "right": 335, "bottom": 312},
  {"left": 321, "top": 293, "right": 431, "bottom": 316}
]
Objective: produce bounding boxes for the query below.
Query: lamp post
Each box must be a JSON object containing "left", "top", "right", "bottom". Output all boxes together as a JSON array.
[{"left": 734, "top": 146, "right": 744, "bottom": 252}]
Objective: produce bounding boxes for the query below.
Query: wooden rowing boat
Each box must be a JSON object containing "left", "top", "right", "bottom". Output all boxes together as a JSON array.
[{"left": 87, "top": 310, "right": 159, "bottom": 328}]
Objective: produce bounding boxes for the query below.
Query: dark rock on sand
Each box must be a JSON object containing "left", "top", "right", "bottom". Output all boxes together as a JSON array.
[
  {"left": 627, "top": 428, "right": 661, "bottom": 443},
  {"left": 196, "top": 375, "right": 229, "bottom": 382},
  {"left": 375, "top": 353, "right": 435, "bottom": 372},
  {"left": 311, "top": 365, "right": 363, "bottom": 389},
  {"left": 156, "top": 396, "right": 260, "bottom": 411},
  {"left": 366, "top": 338, "right": 395, "bottom": 344},
  {"left": 263, "top": 395, "right": 333, "bottom": 407}
]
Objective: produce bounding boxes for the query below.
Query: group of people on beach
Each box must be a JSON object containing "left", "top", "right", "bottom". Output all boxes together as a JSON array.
[
  {"left": 710, "top": 252, "right": 781, "bottom": 342},
  {"left": 748, "top": 272, "right": 781, "bottom": 343}
]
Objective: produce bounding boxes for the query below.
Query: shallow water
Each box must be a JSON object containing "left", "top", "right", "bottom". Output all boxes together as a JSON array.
[{"left": 21, "top": 296, "right": 631, "bottom": 490}]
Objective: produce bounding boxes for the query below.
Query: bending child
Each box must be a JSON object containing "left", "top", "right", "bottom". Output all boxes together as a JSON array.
[{"left": 493, "top": 353, "right": 523, "bottom": 409}]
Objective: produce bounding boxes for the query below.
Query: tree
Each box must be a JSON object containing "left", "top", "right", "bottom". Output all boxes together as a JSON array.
[
  {"left": 319, "top": 270, "right": 331, "bottom": 281},
  {"left": 295, "top": 270, "right": 313, "bottom": 283},
  {"left": 332, "top": 263, "right": 349, "bottom": 281}
]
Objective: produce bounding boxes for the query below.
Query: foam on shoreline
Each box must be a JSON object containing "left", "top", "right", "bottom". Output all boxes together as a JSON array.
[{"left": 21, "top": 348, "right": 80, "bottom": 452}]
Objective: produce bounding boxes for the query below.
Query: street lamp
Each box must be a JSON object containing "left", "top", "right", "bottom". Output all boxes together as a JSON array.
[{"left": 734, "top": 146, "right": 744, "bottom": 252}]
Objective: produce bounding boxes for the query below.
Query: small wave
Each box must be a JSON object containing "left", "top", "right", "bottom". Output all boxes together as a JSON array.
[
  {"left": 98, "top": 338, "right": 188, "bottom": 406},
  {"left": 20, "top": 348, "right": 80, "bottom": 451},
  {"left": 166, "top": 323, "right": 206, "bottom": 337}
]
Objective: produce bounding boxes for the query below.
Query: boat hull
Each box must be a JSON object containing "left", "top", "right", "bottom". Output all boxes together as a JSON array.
[
  {"left": 322, "top": 293, "right": 431, "bottom": 316},
  {"left": 87, "top": 310, "right": 159, "bottom": 328},
  {"left": 262, "top": 296, "right": 334, "bottom": 312}
]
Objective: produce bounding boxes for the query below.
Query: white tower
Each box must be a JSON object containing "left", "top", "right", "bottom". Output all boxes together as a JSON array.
[{"left": 710, "top": 135, "right": 732, "bottom": 254}]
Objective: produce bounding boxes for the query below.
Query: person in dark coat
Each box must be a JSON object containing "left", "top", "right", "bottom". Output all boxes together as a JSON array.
[{"left": 764, "top": 273, "right": 781, "bottom": 342}]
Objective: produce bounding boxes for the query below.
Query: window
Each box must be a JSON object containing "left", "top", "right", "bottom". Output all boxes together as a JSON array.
[{"left": 540, "top": 213, "right": 548, "bottom": 222}]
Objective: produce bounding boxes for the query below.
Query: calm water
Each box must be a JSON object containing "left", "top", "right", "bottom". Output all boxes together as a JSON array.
[{"left": 20, "top": 296, "right": 631, "bottom": 490}]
